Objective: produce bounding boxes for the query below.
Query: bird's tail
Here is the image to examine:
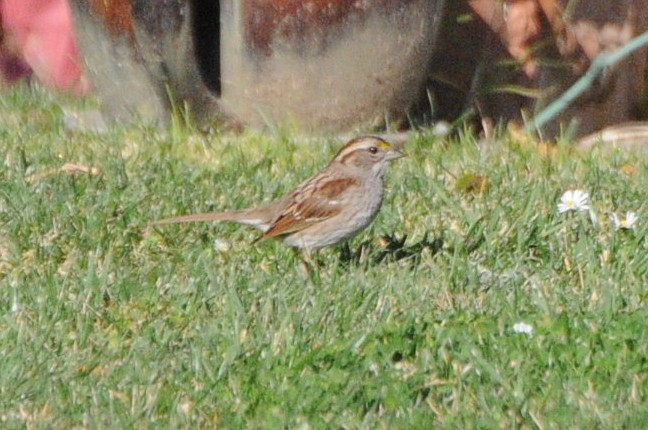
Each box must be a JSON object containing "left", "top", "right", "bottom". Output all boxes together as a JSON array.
[
  {"left": 149, "top": 211, "right": 242, "bottom": 226},
  {"left": 149, "top": 208, "right": 275, "bottom": 232}
]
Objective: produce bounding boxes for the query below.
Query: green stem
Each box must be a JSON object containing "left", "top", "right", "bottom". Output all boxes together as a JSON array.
[{"left": 527, "top": 31, "right": 648, "bottom": 133}]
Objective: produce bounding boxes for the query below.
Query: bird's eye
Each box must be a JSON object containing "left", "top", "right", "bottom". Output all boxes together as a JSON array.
[{"left": 368, "top": 146, "right": 378, "bottom": 154}]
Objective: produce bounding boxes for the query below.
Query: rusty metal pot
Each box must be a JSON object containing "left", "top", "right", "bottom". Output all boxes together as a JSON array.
[{"left": 69, "top": 0, "right": 443, "bottom": 130}]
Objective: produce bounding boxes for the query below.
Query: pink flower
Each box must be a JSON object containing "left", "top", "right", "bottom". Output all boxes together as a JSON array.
[{"left": 1, "top": 0, "right": 88, "bottom": 93}]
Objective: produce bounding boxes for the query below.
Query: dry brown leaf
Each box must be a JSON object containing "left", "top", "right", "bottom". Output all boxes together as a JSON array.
[
  {"left": 456, "top": 173, "right": 489, "bottom": 195},
  {"left": 621, "top": 164, "right": 638, "bottom": 176},
  {"left": 537, "top": 142, "right": 557, "bottom": 157},
  {"left": 60, "top": 163, "right": 101, "bottom": 176},
  {"left": 26, "top": 163, "right": 101, "bottom": 183}
]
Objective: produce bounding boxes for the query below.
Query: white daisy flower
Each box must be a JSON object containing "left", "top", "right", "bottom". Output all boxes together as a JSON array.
[
  {"left": 213, "top": 238, "right": 231, "bottom": 252},
  {"left": 557, "top": 189, "right": 590, "bottom": 213},
  {"left": 432, "top": 120, "right": 452, "bottom": 137},
  {"left": 512, "top": 322, "right": 533, "bottom": 335},
  {"left": 611, "top": 211, "right": 638, "bottom": 230}
]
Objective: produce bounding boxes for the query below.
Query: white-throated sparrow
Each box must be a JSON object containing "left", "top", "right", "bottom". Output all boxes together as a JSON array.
[{"left": 151, "top": 136, "right": 404, "bottom": 250}]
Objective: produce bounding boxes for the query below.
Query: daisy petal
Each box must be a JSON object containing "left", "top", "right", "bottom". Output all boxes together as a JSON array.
[{"left": 557, "top": 189, "right": 590, "bottom": 213}]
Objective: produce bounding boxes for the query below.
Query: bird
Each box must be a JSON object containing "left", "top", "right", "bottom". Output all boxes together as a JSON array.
[{"left": 150, "top": 136, "right": 404, "bottom": 250}]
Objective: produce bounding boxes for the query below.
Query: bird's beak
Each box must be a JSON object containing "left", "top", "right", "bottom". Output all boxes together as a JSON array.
[{"left": 387, "top": 147, "right": 406, "bottom": 161}]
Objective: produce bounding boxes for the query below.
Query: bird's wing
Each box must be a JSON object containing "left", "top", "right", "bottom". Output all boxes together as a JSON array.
[{"left": 261, "top": 177, "right": 359, "bottom": 240}]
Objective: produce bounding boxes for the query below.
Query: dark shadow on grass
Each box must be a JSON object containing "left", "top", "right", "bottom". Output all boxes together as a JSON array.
[{"left": 339, "top": 233, "right": 444, "bottom": 267}]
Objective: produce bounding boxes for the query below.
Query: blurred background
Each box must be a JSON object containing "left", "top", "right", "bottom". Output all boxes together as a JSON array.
[{"left": 1, "top": 0, "right": 647, "bottom": 140}]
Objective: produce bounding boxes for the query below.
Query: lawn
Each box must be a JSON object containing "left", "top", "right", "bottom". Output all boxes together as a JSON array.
[{"left": 1, "top": 85, "right": 647, "bottom": 428}]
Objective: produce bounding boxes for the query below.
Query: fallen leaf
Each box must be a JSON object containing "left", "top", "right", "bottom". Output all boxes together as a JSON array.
[
  {"left": 27, "top": 163, "right": 101, "bottom": 182},
  {"left": 621, "top": 164, "right": 638, "bottom": 176},
  {"left": 456, "top": 173, "right": 489, "bottom": 195}
]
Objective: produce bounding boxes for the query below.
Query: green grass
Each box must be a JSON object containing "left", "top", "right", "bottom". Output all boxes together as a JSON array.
[{"left": 1, "top": 85, "right": 647, "bottom": 428}]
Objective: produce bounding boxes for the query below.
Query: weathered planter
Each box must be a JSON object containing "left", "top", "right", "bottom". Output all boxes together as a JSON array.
[
  {"left": 69, "top": 0, "right": 443, "bottom": 130},
  {"left": 69, "top": 1, "right": 648, "bottom": 137}
]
